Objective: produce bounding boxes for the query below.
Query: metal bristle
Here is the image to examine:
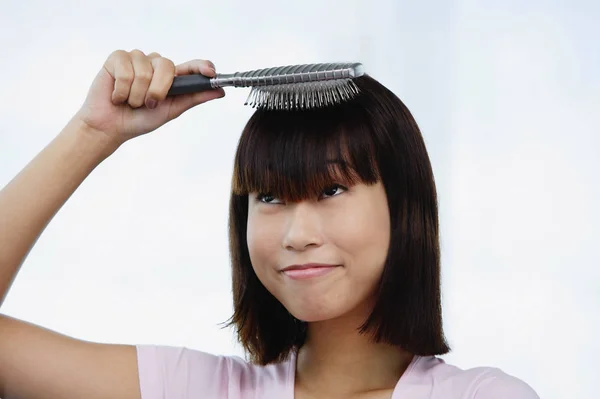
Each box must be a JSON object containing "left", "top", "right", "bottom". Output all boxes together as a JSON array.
[{"left": 244, "top": 78, "right": 360, "bottom": 111}]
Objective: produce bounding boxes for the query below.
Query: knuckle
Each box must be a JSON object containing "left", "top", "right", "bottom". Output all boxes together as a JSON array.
[
  {"left": 106, "top": 49, "right": 128, "bottom": 65},
  {"left": 148, "top": 51, "right": 162, "bottom": 58},
  {"left": 136, "top": 69, "right": 153, "bottom": 82},
  {"left": 117, "top": 73, "right": 134, "bottom": 84},
  {"left": 109, "top": 49, "right": 127, "bottom": 58},
  {"left": 156, "top": 57, "right": 175, "bottom": 71},
  {"left": 129, "top": 48, "right": 145, "bottom": 57}
]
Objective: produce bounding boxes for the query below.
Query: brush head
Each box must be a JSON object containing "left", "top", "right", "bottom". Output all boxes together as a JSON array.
[
  {"left": 235, "top": 63, "right": 364, "bottom": 111},
  {"left": 245, "top": 78, "right": 360, "bottom": 111}
]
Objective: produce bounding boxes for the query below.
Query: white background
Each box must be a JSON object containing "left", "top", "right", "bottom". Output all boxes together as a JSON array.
[{"left": 1, "top": 1, "right": 598, "bottom": 398}]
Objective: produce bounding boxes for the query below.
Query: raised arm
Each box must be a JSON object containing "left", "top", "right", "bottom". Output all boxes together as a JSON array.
[{"left": 0, "top": 49, "right": 224, "bottom": 399}]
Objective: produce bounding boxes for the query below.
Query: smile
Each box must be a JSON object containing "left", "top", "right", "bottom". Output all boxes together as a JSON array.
[{"left": 280, "top": 263, "right": 340, "bottom": 280}]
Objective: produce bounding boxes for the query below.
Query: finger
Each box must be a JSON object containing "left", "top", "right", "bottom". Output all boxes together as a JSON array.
[
  {"left": 175, "top": 59, "right": 217, "bottom": 77},
  {"left": 167, "top": 88, "right": 225, "bottom": 120},
  {"left": 128, "top": 49, "right": 153, "bottom": 108},
  {"left": 145, "top": 56, "right": 176, "bottom": 108},
  {"left": 105, "top": 50, "right": 134, "bottom": 105}
]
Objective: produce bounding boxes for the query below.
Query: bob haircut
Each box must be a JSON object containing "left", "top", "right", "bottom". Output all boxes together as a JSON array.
[{"left": 227, "top": 75, "right": 450, "bottom": 365}]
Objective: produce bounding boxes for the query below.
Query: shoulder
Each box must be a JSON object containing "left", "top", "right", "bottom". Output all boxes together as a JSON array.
[
  {"left": 135, "top": 345, "right": 294, "bottom": 399},
  {"left": 408, "top": 356, "right": 539, "bottom": 399},
  {"left": 470, "top": 368, "right": 540, "bottom": 399}
]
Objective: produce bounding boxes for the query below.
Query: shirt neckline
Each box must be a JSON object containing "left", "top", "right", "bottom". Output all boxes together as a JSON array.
[{"left": 286, "top": 350, "right": 424, "bottom": 398}]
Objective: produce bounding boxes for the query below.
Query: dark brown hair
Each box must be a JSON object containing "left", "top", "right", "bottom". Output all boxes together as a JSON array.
[{"left": 227, "top": 75, "right": 450, "bottom": 365}]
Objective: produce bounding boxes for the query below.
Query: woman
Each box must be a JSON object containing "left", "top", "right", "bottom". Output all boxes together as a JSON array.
[{"left": 0, "top": 50, "right": 539, "bottom": 398}]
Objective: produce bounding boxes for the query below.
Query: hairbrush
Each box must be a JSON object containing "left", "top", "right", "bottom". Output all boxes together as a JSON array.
[{"left": 167, "top": 63, "right": 364, "bottom": 110}]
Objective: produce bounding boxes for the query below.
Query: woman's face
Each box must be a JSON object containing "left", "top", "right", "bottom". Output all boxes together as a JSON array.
[{"left": 247, "top": 180, "right": 390, "bottom": 322}]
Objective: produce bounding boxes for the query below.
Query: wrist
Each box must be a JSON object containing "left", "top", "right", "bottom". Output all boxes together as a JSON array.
[{"left": 61, "top": 117, "right": 122, "bottom": 162}]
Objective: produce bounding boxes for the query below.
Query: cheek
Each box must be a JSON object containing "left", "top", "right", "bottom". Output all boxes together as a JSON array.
[
  {"left": 246, "top": 211, "right": 280, "bottom": 271},
  {"left": 331, "top": 195, "right": 390, "bottom": 272},
  {"left": 339, "top": 205, "right": 389, "bottom": 247}
]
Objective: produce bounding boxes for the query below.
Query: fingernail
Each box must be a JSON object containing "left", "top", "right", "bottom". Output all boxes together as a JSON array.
[{"left": 146, "top": 99, "right": 157, "bottom": 109}]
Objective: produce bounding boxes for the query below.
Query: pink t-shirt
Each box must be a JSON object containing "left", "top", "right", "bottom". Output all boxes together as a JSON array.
[{"left": 136, "top": 345, "right": 539, "bottom": 398}]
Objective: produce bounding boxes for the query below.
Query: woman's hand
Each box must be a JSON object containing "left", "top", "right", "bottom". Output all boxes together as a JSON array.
[{"left": 74, "top": 49, "right": 225, "bottom": 146}]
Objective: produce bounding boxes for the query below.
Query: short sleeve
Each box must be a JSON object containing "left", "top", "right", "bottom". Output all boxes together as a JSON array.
[
  {"left": 473, "top": 370, "right": 540, "bottom": 399},
  {"left": 136, "top": 345, "right": 230, "bottom": 398},
  {"left": 135, "top": 344, "right": 294, "bottom": 399}
]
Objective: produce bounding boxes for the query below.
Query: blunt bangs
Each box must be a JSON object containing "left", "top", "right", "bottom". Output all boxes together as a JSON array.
[{"left": 232, "top": 99, "right": 381, "bottom": 201}]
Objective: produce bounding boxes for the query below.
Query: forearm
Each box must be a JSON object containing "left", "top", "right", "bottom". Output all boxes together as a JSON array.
[{"left": 0, "top": 118, "right": 120, "bottom": 307}]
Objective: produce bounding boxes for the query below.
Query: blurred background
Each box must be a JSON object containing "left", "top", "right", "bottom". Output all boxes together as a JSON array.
[{"left": 1, "top": 1, "right": 598, "bottom": 398}]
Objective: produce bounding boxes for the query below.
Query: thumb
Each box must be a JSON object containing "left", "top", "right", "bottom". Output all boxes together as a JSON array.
[{"left": 167, "top": 88, "right": 226, "bottom": 120}]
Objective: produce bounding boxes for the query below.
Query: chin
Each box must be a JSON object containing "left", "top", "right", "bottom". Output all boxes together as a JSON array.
[
  {"left": 281, "top": 290, "right": 378, "bottom": 325},
  {"left": 285, "top": 301, "right": 350, "bottom": 323},
  {"left": 291, "top": 311, "right": 332, "bottom": 323}
]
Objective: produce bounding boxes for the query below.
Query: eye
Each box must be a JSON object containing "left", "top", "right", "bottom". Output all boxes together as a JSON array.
[
  {"left": 256, "top": 193, "right": 283, "bottom": 204},
  {"left": 321, "top": 184, "right": 347, "bottom": 199}
]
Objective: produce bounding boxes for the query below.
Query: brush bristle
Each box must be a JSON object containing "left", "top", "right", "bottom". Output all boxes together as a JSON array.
[{"left": 244, "top": 79, "right": 360, "bottom": 111}]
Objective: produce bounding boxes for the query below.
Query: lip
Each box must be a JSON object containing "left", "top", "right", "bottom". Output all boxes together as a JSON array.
[{"left": 280, "top": 263, "right": 340, "bottom": 280}]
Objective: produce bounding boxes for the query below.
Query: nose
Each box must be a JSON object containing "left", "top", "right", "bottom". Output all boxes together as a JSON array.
[{"left": 282, "top": 202, "right": 323, "bottom": 251}]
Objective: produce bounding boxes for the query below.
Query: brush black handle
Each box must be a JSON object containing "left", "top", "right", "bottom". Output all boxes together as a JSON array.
[{"left": 167, "top": 74, "right": 213, "bottom": 96}]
